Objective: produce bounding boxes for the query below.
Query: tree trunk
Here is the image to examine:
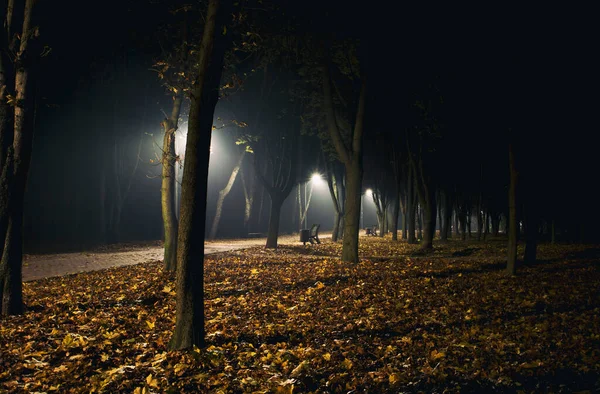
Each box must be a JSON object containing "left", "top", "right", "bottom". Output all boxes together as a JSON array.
[
  {"left": 1, "top": 198, "right": 24, "bottom": 315},
  {"left": 407, "top": 172, "right": 416, "bottom": 244},
  {"left": 161, "top": 101, "right": 180, "bottom": 271},
  {"left": 491, "top": 213, "right": 500, "bottom": 237},
  {"left": 321, "top": 58, "right": 366, "bottom": 263},
  {"left": 476, "top": 205, "right": 483, "bottom": 241},
  {"left": 459, "top": 205, "right": 467, "bottom": 241},
  {"left": 240, "top": 165, "right": 254, "bottom": 235},
  {"left": 170, "top": 0, "right": 227, "bottom": 350},
  {"left": 326, "top": 161, "right": 342, "bottom": 242},
  {"left": 391, "top": 190, "right": 399, "bottom": 241},
  {"left": 417, "top": 205, "right": 423, "bottom": 241},
  {"left": 402, "top": 211, "right": 407, "bottom": 240},
  {"left": 265, "top": 194, "right": 282, "bottom": 248},
  {"left": 483, "top": 212, "right": 489, "bottom": 240},
  {"left": 507, "top": 137, "right": 518, "bottom": 275},
  {"left": 1, "top": 0, "right": 37, "bottom": 315},
  {"left": 341, "top": 159, "right": 362, "bottom": 263},
  {"left": 209, "top": 149, "right": 245, "bottom": 239},
  {"left": 466, "top": 209, "right": 472, "bottom": 239},
  {"left": 332, "top": 211, "right": 341, "bottom": 242},
  {"left": 441, "top": 192, "right": 452, "bottom": 241},
  {"left": 420, "top": 192, "right": 436, "bottom": 249},
  {"left": 454, "top": 207, "right": 460, "bottom": 238}
]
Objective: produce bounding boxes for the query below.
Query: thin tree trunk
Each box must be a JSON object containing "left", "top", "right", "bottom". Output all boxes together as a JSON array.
[
  {"left": 209, "top": 149, "right": 245, "bottom": 239},
  {"left": 507, "top": 137, "right": 518, "bottom": 275},
  {"left": 326, "top": 160, "right": 342, "bottom": 242},
  {"left": 265, "top": 194, "right": 282, "bottom": 248},
  {"left": 407, "top": 170, "right": 416, "bottom": 244},
  {"left": 466, "top": 209, "right": 472, "bottom": 239},
  {"left": 417, "top": 205, "right": 423, "bottom": 241},
  {"left": 391, "top": 189, "right": 399, "bottom": 241},
  {"left": 161, "top": 95, "right": 182, "bottom": 271},
  {"left": 240, "top": 165, "right": 254, "bottom": 234}
]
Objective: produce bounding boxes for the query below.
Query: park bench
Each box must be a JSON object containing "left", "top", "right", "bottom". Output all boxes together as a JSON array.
[
  {"left": 300, "top": 224, "right": 321, "bottom": 245},
  {"left": 365, "top": 225, "right": 378, "bottom": 236}
]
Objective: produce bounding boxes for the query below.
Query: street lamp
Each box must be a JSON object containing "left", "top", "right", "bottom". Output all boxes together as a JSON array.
[
  {"left": 361, "top": 189, "right": 373, "bottom": 231},
  {"left": 305, "top": 173, "right": 322, "bottom": 228}
]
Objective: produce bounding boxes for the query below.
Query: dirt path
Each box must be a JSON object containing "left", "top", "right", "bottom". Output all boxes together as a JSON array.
[{"left": 22, "top": 232, "right": 331, "bottom": 282}]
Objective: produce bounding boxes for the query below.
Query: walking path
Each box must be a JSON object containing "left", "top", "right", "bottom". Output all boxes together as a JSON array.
[{"left": 22, "top": 232, "right": 331, "bottom": 282}]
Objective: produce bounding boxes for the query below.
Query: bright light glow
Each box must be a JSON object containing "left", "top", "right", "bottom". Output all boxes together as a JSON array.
[
  {"left": 365, "top": 188, "right": 373, "bottom": 196},
  {"left": 311, "top": 173, "right": 323, "bottom": 184}
]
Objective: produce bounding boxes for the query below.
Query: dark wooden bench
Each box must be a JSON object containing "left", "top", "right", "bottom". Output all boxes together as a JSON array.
[
  {"left": 365, "top": 225, "right": 378, "bottom": 236},
  {"left": 307, "top": 224, "right": 321, "bottom": 245}
]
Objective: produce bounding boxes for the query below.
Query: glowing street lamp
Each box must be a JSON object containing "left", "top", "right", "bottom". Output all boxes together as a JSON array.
[
  {"left": 361, "top": 189, "right": 373, "bottom": 230},
  {"left": 304, "top": 173, "right": 323, "bottom": 228}
]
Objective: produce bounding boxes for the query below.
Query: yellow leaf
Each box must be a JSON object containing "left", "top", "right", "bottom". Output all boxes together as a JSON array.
[
  {"left": 251, "top": 268, "right": 260, "bottom": 275},
  {"left": 389, "top": 373, "right": 401, "bottom": 384},
  {"left": 275, "top": 383, "right": 294, "bottom": 394},
  {"left": 322, "top": 353, "right": 331, "bottom": 361},
  {"left": 430, "top": 350, "right": 445, "bottom": 360},
  {"left": 290, "top": 360, "right": 308, "bottom": 377},
  {"left": 62, "top": 334, "right": 74, "bottom": 348},
  {"left": 146, "top": 373, "right": 158, "bottom": 388},
  {"left": 174, "top": 363, "right": 188, "bottom": 375},
  {"left": 146, "top": 320, "right": 155, "bottom": 329},
  {"left": 315, "top": 281, "right": 325, "bottom": 289},
  {"left": 341, "top": 358, "right": 353, "bottom": 370}
]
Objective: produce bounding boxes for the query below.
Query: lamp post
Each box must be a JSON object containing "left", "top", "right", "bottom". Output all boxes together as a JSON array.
[
  {"left": 306, "top": 173, "right": 322, "bottom": 227},
  {"left": 363, "top": 189, "right": 372, "bottom": 232}
]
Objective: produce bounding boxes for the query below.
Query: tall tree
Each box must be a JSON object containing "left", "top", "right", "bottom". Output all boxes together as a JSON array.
[
  {"left": 506, "top": 131, "right": 518, "bottom": 275},
  {"left": 254, "top": 123, "right": 298, "bottom": 249},
  {"left": 170, "top": 0, "right": 231, "bottom": 350},
  {"left": 321, "top": 46, "right": 367, "bottom": 263},
  {"left": 0, "top": 0, "right": 42, "bottom": 315}
]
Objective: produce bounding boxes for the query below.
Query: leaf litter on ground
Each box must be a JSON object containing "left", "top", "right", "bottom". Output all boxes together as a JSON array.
[{"left": 1, "top": 237, "right": 599, "bottom": 393}]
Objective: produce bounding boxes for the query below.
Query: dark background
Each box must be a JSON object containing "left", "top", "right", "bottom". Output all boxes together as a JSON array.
[{"left": 20, "top": 1, "right": 600, "bottom": 252}]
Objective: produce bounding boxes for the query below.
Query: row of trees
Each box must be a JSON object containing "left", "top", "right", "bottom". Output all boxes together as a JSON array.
[{"left": 1, "top": 1, "right": 594, "bottom": 356}]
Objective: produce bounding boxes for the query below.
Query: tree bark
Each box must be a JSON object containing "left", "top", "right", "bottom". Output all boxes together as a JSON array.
[
  {"left": 240, "top": 164, "right": 255, "bottom": 235},
  {"left": 441, "top": 192, "right": 452, "bottom": 241},
  {"left": 391, "top": 189, "right": 400, "bottom": 241},
  {"left": 1, "top": 0, "right": 38, "bottom": 315},
  {"left": 161, "top": 94, "right": 182, "bottom": 271},
  {"left": 341, "top": 159, "right": 362, "bottom": 262},
  {"left": 265, "top": 194, "right": 283, "bottom": 248},
  {"left": 407, "top": 168, "right": 417, "bottom": 244},
  {"left": 507, "top": 136, "right": 518, "bottom": 275},
  {"left": 170, "top": 0, "right": 228, "bottom": 350},
  {"left": 326, "top": 159, "right": 344, "bottom": 242}
]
